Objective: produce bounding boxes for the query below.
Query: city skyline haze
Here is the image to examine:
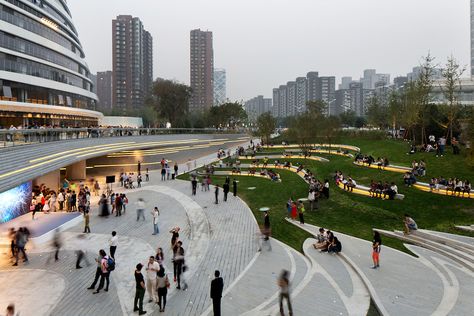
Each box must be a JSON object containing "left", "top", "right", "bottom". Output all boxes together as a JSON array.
[{"left": 69, "top": 0, "right": 470, "bottom": 101}]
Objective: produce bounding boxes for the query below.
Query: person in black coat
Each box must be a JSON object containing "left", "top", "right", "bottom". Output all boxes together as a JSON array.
[
  {"left": 232, "top": 179, "right": 237, "bottom": 197},
  {"left": 210, "top": 270, "right": 224, "bottom": 316},
  {"left": 223, "top": 182, "right": 230, "bottom": 202}
]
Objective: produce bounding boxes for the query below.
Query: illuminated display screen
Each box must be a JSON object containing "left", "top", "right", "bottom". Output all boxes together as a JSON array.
[{"left": 0, "top": 182, "right": 33, "bottom": 223}]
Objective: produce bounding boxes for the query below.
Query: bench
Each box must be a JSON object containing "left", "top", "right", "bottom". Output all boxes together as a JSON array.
[
  {"left": 414, "top": 182, "right": 474, "bottom": 199},
  {"left": 353, "top": 161, "right": 411, "bottom": 173},
  {"left": 336, "top": 181, "right": 405, "bottom": 200}
]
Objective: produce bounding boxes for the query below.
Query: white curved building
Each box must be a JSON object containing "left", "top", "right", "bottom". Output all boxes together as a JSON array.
[{"left": 0, "top": 0, "right": 102, "bottom": 127}]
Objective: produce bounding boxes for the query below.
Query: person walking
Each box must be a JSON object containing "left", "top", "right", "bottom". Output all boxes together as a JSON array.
[
  {"left": 259, "top": 211, "right": 272, "bottom": 251},
  {"left": 214, "top": 185, "right": 220, "bottom": 204},
  {"left": 157, "top": 267, "right": 169, "bottom": 312},
  {"left": 191, "top": 176, "right": 198, "bottom": 196},
  {"left": 109, "top": 231, "right": 118, "bottom": 260},
  {"left": 93, "top": 249, "right": 110, "bottom": 294},
  {"left": 371, "top": 231, "right": 382, "bottom": 269},
  {"left": 145, "top": 168, "right": 149, "bottom": 181},
  {"left": 210, "top": 270, "right": 224, "bottom": 316},
  {"left": 134, "top": 263, "right": 147, "bottom": 315},
  {"left": 233, "top": 179, "right": 238, "bottom": 197},
  {"left": 53, "top": 229, "right": 61, "bottom": 261},
  {"left": 137, "top": 174, "right": 142, "bottom": 188},
  {"left": 115, "top": 193, "right": 122, "bottom": 217},
  {"left": 137, "top": 161, "right": 141, "bottom": 175},
  {"left": 99, "top": 194, "right": 109, "bottom": 216},
  {"left": 145, "top": 256, "right": 160, "bottom": 303},
  {"left": 161, "top": 167, "right": 166, "bottom": 181},
  {"left": 152, "top": 207, "right": 160, "bottom": 235},
  {"left": 223, "top": 182, "right": 229, "bottom": 202},
  {"left": 87, "top": 250, "right": 104, "bottom": 290},
  {"left": 174, "top": 241, "right": 185, "bottom": 289},
  {"left": 84, "top": 210, "right": 91, "bottom": 233},
  {"left": 93, "top": 181, "right": 100, "bottom": 196},
  {"left": 13, "top": 228, "right": 28, "bottom": 266},
  {"left": 137, "top": 198, "right": 146, "bottom": 221},
  {"left": 278, "top": 269, "right": 293, "bottom": 316}
]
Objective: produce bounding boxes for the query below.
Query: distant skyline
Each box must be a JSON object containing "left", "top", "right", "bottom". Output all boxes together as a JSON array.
[{"left": 69, "top": 0, "right": 470, "bottom": 101}]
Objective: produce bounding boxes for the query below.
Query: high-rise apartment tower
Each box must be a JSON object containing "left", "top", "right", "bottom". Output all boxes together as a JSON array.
[
  {"left": 190, "top": 29, "right": 214, "bottom": 111},
  {"left": 112, "top": 15, "right": 153, "bottom": 114}
]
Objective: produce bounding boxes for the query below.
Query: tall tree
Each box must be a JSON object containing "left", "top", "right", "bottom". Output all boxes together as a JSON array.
[
  {"left": 366, "top": 96, "right": 388, "bottom": 128},
  {"left": 149, "top": 79, "right": 192, "bottom": 127},
  {"left": 306, "top": 100, "right": 327, "bottom": 118},
  {"left": 208, "top": 102, "right": 247, "bottom": 128},
  {"left": 440, "top": 56, "right": 466, "bottom": 143},
  {"left": 256, "top": 112, "right": 276, "bottom": 145},
  {"left": 416, "top": 53, "right": 436, "bottom": 144}
]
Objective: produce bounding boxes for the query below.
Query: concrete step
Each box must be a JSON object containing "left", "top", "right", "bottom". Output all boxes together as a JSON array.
[
  {"left": 374, "top": 229, "right": 474, "bottom": 272},
  {"left": 415, "top": 229, "right": 474, "bottom": 256},
  {"left": 455, "top": 225, "right": 474, "bottom": 233}
]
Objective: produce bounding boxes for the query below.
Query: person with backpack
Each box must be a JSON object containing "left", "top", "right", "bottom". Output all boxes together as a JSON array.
[{"left": 93, "top": 249, "right": 113, "bottom": 294}]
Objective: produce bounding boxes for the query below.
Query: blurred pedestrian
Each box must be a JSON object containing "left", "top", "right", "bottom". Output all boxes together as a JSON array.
[
  {"left": 174, "top": 241, "right": 185, "bottom": 289},
  {"left": 278, "top": 269, "right": 293, "bottom": 316},
  {"left": 137, "top": 198, "right": 146, "bottom": 221},
  {"left": 233, "top": 179, "right": 237, "bottom": 196},
  {"left": 53, "top": 229, "right": 62, "bottom": 261},
  {"left": 5, "top": 304, "right": 16, "bottom": 316},
  {"left": 145, "top": 168, "right": 149, "bottom": 181},
  {"left": 210, "top": 270, "right": 224, "bottom": 316},
  {"left": 191, "top": 176, "right": 198, "bottom": 195},
  {"left": 13, "top": 228, "right": 28, "bottom": 266},
  {"left": 99, "top": 194, "right": 109, "bottom": 216},
  {"left": 223, "top": 182, "right": 229, "bottom": 202},
  {"left": 84, "top": 210, "right": 90, "bottom": 233},
  {"left": 87, "top": 250, "right": 103, "bottom": 290},
  {"left": 8, "top": 228, "right": 16, "bottom": 258},
  {"left": 134, "top": 263, "right": 147, "bottom": 315}
]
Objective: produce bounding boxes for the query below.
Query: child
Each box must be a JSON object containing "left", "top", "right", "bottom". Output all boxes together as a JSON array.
[{"left": 84, "top": 210, "right": 90, "bottom": 233}]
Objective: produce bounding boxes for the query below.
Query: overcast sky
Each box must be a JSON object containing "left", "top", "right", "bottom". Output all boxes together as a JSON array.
[{"left": 68, "top": 0, "right": 470, "bottom": 101}]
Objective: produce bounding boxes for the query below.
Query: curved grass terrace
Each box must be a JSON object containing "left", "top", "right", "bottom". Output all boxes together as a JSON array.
[{"left": 180, "top": 138, "right": 474, "bottom": 253}]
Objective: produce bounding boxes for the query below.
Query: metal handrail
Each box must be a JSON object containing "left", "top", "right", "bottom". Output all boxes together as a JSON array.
[{"left": 0, "top": 127, "right": 247, "bottom": 148}]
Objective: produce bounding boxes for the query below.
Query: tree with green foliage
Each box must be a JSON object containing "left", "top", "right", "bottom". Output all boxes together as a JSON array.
[
  {"left": 440, "top": 56, "right": 466, "bottom": 143},
  {"left": 387, "top": 91, "right": 404, "bottom": 133},
  {"left": 149, "top": 79, "right": 192, "bottom": 127},
  {"left": 207, "top": 102, "right": 247, "bottom": 128},
  {"left": 416, "top": 53, "right": 436, "bottom": 144},
  {"left": 306, "top": 100, "right": 327, "bottom": 118},
  {"left": 339, "top": 110, "right": 357, "bottom": 127},
  {"left": 366, "top": 96, "right": 388, "bottom": 128},
  {"left": 256, "top": 112, "right": 276, "bottom": 145}
]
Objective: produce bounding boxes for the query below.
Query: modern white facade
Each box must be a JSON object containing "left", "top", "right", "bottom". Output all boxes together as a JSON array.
[{"left": 0, "top": 0, "right": 101, "bottom": 127}]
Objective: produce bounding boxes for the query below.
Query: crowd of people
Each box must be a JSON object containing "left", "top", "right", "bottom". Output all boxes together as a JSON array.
[
  {"left": 334, "top": 171, "right": 357, "bottom": 192},
  {"left": 429, "top": 177, "right": 472, "bottom": 196}
]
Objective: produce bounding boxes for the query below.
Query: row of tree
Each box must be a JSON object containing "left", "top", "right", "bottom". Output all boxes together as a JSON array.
[
  {"left": 366, "top": 54, "right": 472, "bottom": 145},
  {"left": 140, "top": 79, "right": 247, "bottom": 128}
]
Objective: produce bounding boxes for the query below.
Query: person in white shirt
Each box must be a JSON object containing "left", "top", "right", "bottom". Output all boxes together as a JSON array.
[
  {"left": 145, "top": 256, "right": 160, "bottom": 303},
  {"left": 152, "top": 207, "right": 160, "bottom": 235},
  {"left": 109, "top": 231, "right": 118, "bottom": 260}
]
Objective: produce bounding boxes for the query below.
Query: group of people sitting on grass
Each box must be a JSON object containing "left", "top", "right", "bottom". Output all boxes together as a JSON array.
[
  {"left": 403, "top": 171, "right": 417, "bottom": 186},
  {"left": 202, "top": 164, "right": 215, "bottom": 175},
  {"left": 334, "top": 171, "right": 357, "bottom": 192},
  {"left": 368, "top": 181, "right": 399, "bottom": 200},
  {"left": 312, "top": 228, "right": 342, "bottom": 254},
  {"left": 429, "top": 177, "right": 472, "bottom": 196},
  {"left": 411, "top": 160, "right": 426, "bottom": 176},
  {"left": 354, "top": 154, "right": 391, "bottom": 169}
]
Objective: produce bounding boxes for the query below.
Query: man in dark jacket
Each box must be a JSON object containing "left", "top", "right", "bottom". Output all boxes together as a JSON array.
[
  {"left": 210, "top": 270, "right": 224, "bottom": 316},
  {"left": 223, "top": 182, "right": 230, "bottom": 202},
  {"left": 232, "top": 179, "right": 237, "bottom": 197}
]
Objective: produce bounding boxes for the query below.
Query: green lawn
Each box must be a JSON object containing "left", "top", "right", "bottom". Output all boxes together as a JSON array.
[{"left": 180, "top": 138, "right": 474, "bottom": 253}]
